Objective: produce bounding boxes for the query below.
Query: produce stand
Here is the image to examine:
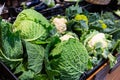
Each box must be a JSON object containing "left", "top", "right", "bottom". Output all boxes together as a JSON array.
[{"left": 0, "top": 0, "right": 120, "bottom": 80}]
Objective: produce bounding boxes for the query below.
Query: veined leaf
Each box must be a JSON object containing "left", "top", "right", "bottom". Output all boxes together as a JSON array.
[{"left": 25, "top": 41, "right": 45, "bottom": 73}]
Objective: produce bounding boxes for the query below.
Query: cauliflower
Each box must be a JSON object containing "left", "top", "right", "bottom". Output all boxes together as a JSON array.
[
  {"left": 60, "top": 34, "right": 74, "bottom": 41},
  {"left": 52, "top": 17, "right": 67, "bottom": 33},
  {"left": 88, "top": 33, "right": 108, "bottom": 48},
  {"left": 84, "top": 31, "right": 115, "bottom": 68}
]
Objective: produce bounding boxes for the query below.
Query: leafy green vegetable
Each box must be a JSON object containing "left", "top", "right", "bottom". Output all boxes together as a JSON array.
[
  {"left": 14, "top": 41, "right": 45, "bottom": 80},
  {"left": 18, "top": 70, "right": 48, "bottom": 80},
  {"left": 0, "top": 17, "right": 47, "bottom": 79},
  {"left": 1, "top": 4, "right": 120, "bottom": 80},
  {"left": 116, "top": 41, "right": 120, "bottom": 53},
  {"left": 88, "top": 12, "right": 120, "bottom": 40},
  {"left": 0, "top": 19, "right": 23, "bottom": 69},
  {"left": 34, "top": 74, "right": 48, "bottom": 80},
  {"left": 13, "top": 9, "right": 52, "bottom": 42},
  {"left": 14, "top": 40, "right": 45, "bottom": 80},
  {"left": 49, "top": 38, "right": 89, "bottom": 80},
  {"left": 65, "top": 5, "right": 83, "bottom": 20},
  {"left": 25, "top": 41, "right": 45, "bottom": 73},
  {"left": 112, "top": 40, "right": 120, "bottom": 54},
  {"left": 19, "top": 70, "right": 34, "bottom": 80},
  {"left": 80, "top": 30, "right": 116, "bottom": 68},
  {"left": 66, "top": 7, "right": 120, "bottom": 64},
  {"left": 14, "top": 63, "right": 25, "bottom": 74},
  {"left": 14, "top": 20, "right": 48, "bottom": 41},
  {"left": 109, "top": 20, "right": 120, "bottom": 40},
  {"left": 67, "top": 19, "right": 88, "bottom": 35}
]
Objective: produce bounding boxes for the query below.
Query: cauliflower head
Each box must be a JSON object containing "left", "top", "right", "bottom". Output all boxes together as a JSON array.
[
  {"left": 88, "top": 33, "right": 108, "bottom": 48},
  {"left": 60, "top": 34, "right": 74, "bottom": 41},
  {"left": 52, "top": 17, "right": 67, "bottom": 33}
]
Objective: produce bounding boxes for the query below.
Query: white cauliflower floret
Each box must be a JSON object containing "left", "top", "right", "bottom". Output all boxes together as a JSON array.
[
  {"left": 52, "top": 17, "right": 67, "bottom": 33},
  {"left": 60, "top": 34, "right": 74, "bottom": 41},
  {"left": 88, "top": 33, "right": 108, "bottom": 48}
]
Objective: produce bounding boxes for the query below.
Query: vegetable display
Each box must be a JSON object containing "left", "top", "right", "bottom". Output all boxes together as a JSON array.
[{"left": 0, "top": 3, "right": 120, "bottom": 80}]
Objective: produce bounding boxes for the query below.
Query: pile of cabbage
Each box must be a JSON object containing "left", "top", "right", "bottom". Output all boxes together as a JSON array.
[
  {"left": 0, "top": 8, "right": 89, "bottom": 80},
  {"left": 0, "top": 4, "right": 120, "bottom": 80}
]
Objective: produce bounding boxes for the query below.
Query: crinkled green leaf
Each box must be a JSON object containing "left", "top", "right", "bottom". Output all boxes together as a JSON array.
[
  {"left": 34, "top": 74, "right": 48, "bottom": 80},
  {"left": 14, "top": 20, "right": 48, "bottom": 41},
  {"left": 13, "top": 9, "right": 53, "bottom": 42},
  {"left": 65, "top": 5, "right": 83, "bottom": 19},
  {"left": 0, "top": 19, "right": 23, "bottom": 69},
  {"left": 50, "top": 38, "right": 89, "bottom": 80},
  {"left": 25, "top": 41, "right": 44, "bottom": 73},
  {"left": 14, "top": 63, "right": 25, "bottom": 74},
  {"left": 19, "top": 70, "right": 34, "bottom": 80}
]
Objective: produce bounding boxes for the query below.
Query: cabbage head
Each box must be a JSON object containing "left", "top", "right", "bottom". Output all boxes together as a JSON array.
[
  {"left": 49, "top": 38, "right": 89, "bottom": 80},
  {"left": 13, "top": 9, "right": 52, "bottom": 41},
  {"left": 13, "top": 20, "right": 47, "bottom": 41}
]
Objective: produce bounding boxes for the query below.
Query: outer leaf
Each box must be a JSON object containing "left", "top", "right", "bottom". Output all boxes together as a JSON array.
[
  {"left": 65, "top": 5, "right": 83, "bottom": 19},
  {"left": 14, "top": 63, "right": 25, "bottom": 74},
  {"left": 0, "top": 20, "right": 23, "bottom": 58},
  {"left": 25, "top": 41, "right": 44, "bottom": 73},
  {"left": 34, "top": 74, "right": 48, "bottom": 80},
  {"left": 0, "top": 19, "right": 23, "bottom": 69},
  {"left": 19, "top": 70, "right": 34, "bottom": 80}
]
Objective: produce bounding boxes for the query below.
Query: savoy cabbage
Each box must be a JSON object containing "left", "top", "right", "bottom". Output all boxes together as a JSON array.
[
  {"left": 13, "top": 9, "right": 52, "bottom": 42},
  {"left": 49, "top": 38, "right": 89, "bottom": 80}
]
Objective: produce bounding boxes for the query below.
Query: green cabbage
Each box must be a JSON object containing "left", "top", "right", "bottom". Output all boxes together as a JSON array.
[
  {"left": 13, "top": 9, "right": 50, "bottom": 28},
  {"left": 13, "top": 9, "right": 52, "bottom": 41},
  {"left": 14, "top": 20, "right": 47, "bottom": 41},
  {"left": 49, "top": 38, "right": 89, "bottom": 80},
  {"left": 0, "top": 19, "right": 23, "bottom": 69}
]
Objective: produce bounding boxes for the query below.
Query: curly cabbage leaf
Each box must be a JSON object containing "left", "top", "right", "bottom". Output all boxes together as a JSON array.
[
  {"left": 0, "top": 19, "right": 23, "bottom": 69},
  {"left": 19, "top": 70, "right": 48, "bottom": 80},
  {"left": 49, "top": 38, "right": 89, "bottom": 80},
  {"left": 19, "top": 70, "right": 34, "bottom": 80},
  {"left": 14, "top": 41, "right": 45, "bottom": 79}
]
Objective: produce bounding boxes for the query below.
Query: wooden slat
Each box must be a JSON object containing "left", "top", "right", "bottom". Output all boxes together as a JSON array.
[{"left": 87, "top": 62, "right": 108, "bottom": 80}]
